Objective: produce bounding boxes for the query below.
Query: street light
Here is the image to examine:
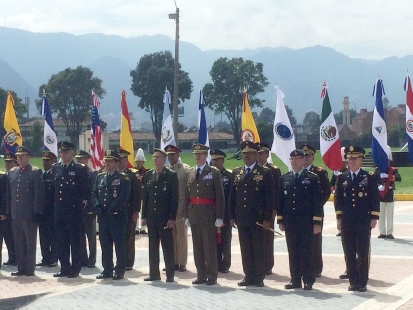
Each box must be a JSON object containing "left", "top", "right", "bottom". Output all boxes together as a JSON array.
[{"left": 169, "top": 2, "right": 179, "bottom": 140}]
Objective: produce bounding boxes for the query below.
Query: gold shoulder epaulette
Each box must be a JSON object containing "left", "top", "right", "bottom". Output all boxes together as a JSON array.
[
  {"left": 209, "top": 165, "right": 218, "bottom": 171},
  {"left": 98, "top": 171, "right": 105, "bottom": 175},
  {"left": 10, "top": 167, "right": 16, "bottom": 171},
  {"left": 317, "top": 166, "right": 323, "bottom": 171},
  {"left": 308, "top": 171, "right": 318, "bottom": 176},
  {"left": 129, "top": 168, "right": 138, "bottom": 173},
  {"left": 225, "top": 168, "right": 232, "bottom": 173},
  {"left": 369, "top": 171, "right": 374, "bottom": 175}
]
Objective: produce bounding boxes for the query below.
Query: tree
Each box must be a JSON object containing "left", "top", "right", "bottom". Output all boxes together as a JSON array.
[
  {"left": 303, "top": 111, "right": 321, "bottom": 134},
  {"left": 26, "top": 121, "right": 43, "bottom": 156},
  {"left": 37, "top": 66, "right": 105, "bottom": 146},
  {"left": 178, "top": 122, "right": 187, "bottom": 133},
  {"left": 388, "top": 124, "right": 404, "bottom": 147},
  {"left": 334, "top": 108, "right": 357, "bottom": 125},
  {"left": 203, "top": 57, "right": 269, "bottom": 145},
  {"left": 256, "top": 107, "right": 275, "bottom": 124},
  {"left": 256, "top": 122, "right": 273, "bottom": 146},
  {"left": 130, "top": 51, "right": 193, "bottom": 141},
  {"left": 285, "top": 105, "right": 297, "bottom": 127},
  {"left": 0, "top": 87, "right": 28, "bottom": 123}
]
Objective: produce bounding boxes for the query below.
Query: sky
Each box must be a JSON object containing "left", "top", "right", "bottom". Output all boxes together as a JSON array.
[{"left": 1, "top": 0, "right": 413, "bottom": 60}]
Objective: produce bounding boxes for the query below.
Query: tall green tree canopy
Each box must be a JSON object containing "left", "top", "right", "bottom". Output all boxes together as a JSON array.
[
  {"left": 285, "top": 105, "right": 297, "bottom": 127},
  {"left": 203, "top": 57, "right": 269, "bottom": 145},
  {"left": 130, "top": 50, "right": 193, "bottom": 142},
  {"left": 37, "top": 66, "right": 105, "bottom": 146},
  {"left": 0, "top": 87, "right": 27, "bottom": 122},
  {"left": 303, "top": 110, "right": 321, "bottom": 134}
]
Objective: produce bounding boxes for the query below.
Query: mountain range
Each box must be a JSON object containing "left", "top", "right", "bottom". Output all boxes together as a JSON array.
[{"left": 0, "top": 26, "right": 411, "bottom": 131}]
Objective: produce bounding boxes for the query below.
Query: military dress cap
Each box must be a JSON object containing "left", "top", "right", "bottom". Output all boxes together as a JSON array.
[
  {"left": 58, "top": 141, "right": 75, "bottom": 151},
  {"left": 164, "top": 144, "right": 182, "bottom": 154},
  {"left": 74, "top": 149, "right": 91, "bottom": 159},
  {"left": 241, "top": 141, "right": 259, "bottom": 153},
  {"left": 115, "top": 148, "right": 131, "bottom": 158},
  {"left": 344, "top": 145, "right": 365, "bottom": 159},
  {"left": 135, "top": 148, "right": 146, "bottom": 162},
  {"left": 4, "top": 152, "right": 17, "bottom": 161},
  {"left": 104, "top": 150, "right": 121, "bottom": 161},
  {"left": 192, "top": 143, "right": 209, "bottom": 154},
  {"left": 300, "top": 144, "right": 316, "bottom": 155},
  {"left": 290, "top": 149, "right": 305, "bottom": 157},
  {"left": 42, "top": 150, "right": 57, "bottom": 160},
  {"left": 210, "top": 149, "right": 226, "bottom": 159},
  {"left": 15, "top": 146, "right": 31, "bottom": 155},
  {"left": 153, "top": 148, "right": 168, "bottom": 156},
  {"left": 257, "top": 142, "right": 271, "bottom": 152}
]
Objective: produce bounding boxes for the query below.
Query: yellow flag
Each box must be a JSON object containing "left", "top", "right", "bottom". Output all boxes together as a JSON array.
[
  {"left": 120, "top": 90, "right": 134, "bottom": 167},
  {"left": 241, "top": 90, "right": 260, "bottom": 143},
  {"left": 3, "top": 92, "right": 22, "bottom": 153}
]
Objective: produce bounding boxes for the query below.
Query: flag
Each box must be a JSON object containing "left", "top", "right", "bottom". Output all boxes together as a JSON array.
[
  {"left": 271, "top": 86, "right": 296, "bottom": 170},
  {"left": 3, "top": 92, "right": 22, "bottom": 153},
  {"left": 90, "top": 92, "right": 104, "bottom": 170},
  {"left": 241, "top": 89, "right": 260, "bottom": 143},
  {"left": 120, "top": 90, "right": 134, "bottom": 168},
  {"left": 404, "top": 73, "right": 413, "bottom": 163},
  {"left": 319, "top": 83, "right": 342, "bottom": 170},
  {"left": 41, "top": 94, "right": 58, "bottom": 156},
  {"left": 160, "top": 88, "right": 176, "bottom": 150},
  {"left": 198, "top": 89, "right": 211, "bottom": 163},
  {"left": 371, "top": 78, "right": 388, "bottom": 173}
]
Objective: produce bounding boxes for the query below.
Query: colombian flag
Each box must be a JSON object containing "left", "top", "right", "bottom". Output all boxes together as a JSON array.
[
  {"left": 3, "top": 92, "right": 22, "bottom": 153},
  {"left": 241, "top": 89, "right": 260, "bottom": 143},
  {"left": 120, "top": 90, "right": 134, "bottom": 168}
]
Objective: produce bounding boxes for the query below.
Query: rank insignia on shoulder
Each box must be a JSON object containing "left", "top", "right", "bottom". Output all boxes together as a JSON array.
[
  {"left": 369, "top": 171, "right": 373, "bottom": 175},
  {"left": 239, "top": 170, "right": 244, "bottom": 175},
  {"left": 318, "top": 167, "right": 323, "bottom": 171}
]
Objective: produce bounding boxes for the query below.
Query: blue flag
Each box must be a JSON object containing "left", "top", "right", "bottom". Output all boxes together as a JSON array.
[
  {"left": 41, "top": 95, "right": 57, "bottom": 155},
  {"left": 198, "top": 89, "right": 210, "bottom": 162}
]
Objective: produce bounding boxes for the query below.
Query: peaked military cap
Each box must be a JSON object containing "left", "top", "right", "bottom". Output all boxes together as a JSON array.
[
  {"left": 290, "top": 149, "right": 305, "bottom": 157},
  {"left": 344, "top": 145, "right": 365, "bottom": 159},
  {"left": 58, "top": 141, "right": 75, "bottom": 151},
  {"left": 153, "top": 148, "right": 167, "bottom": 156},
  {"left": 4, "top": 152, "right": 17, "bottom": 161},
  {"left": 241, "top": 141, "right": 259, "bottom": 153},
  {"left": 42, "top": 150, "right": 57, "bottom": 160},
  {"left": 115, "top": 148, "right": 131, "bottom": 158},
  {"left": 192, "top": 143, "right": 209, "bottom": 154},
  {"left": 300, "top": 144, "right": 316, "bottom": 155},
  {"left": 257, "top": 142, "right": 271, "bottom": 152},
  {"left": 15, "top": 146, "right": 31, "bottom": 155},
  {"left": 75, "top": 149, "right": 91, "bottom": 159},
  {"left": 104, "top": 150, "right": 120, "bottom": 161},
  {"left": 164, "top": 144, "right": 182, "bottom": 154},
  {"left": 210, "top": 149, "right": 226, "bottom": 159}
]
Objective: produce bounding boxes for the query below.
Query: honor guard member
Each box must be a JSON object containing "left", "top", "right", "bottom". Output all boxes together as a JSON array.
[
  {"left": 300, "top": 144, "right": 331, "bottom": 278},
  {"left": 93, "top": 150, "right": 131, "bottom": 280},
  {"left": 210, "top": 149, "right": 233, "bottom": 273},
  {"left": 115, "top": 148, "right": 142, "bottom": 271},
  {"left": 142, "top": 148, "right": 178, "bottom": 282},
  {"left": 75, "top": 150, "right": 98, "bottom": 268},
  {"left": 376, "top": 146, "right": 401, "bottom": 239},
  {"left": 53, "top": 141, "right": 89, "bottom": 278},
  {"left": 278, "top": 149, "right": 323, "bottom": 290},
  {"left": 257, "top": 142, "right": 281, "bottom": 276},
  {"left": 229, "top": 141, "right": 275, "bottom": 287},
  {"left": 135, "top": 148, "right": 149, "bottom": 234},
  {"left": 0, "top": 153, "right": 17, "bottom": 266},
  {"left": 7, "top": 146, "right": 44, "bottom": 276},
  {"left": 335, "top": 146, "right": 380, "bottom": 292},
  {"left": 185, "top": 143, "right": 225, "bottom": 286},
  {"left": 165, "top": 144, "right": 190, "bottom": 272},
  {"left": 37, "top": 151, "right": 58, "bottom": 267}
]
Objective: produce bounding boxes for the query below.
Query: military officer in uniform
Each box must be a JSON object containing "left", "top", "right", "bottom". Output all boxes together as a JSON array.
[
  {"left": 257, "top": 142, "right": 281, "bottom": 276},
  {"left": 75, "top": 150, "right": 98, "bottom": 268},
  {"left": 300, "top": 144, "right": 331, "bottom": 277},
  {"left": 135, "top": 148, "right": 149, "bottom": 235},
  {"left": 278, "top": 149, "right": 323, "bottom": 290},
  {"left": 115, "top": 148, "right": 142, "bottom": 270},
  {"left": 335, "top": 146, "right": 380, "bottom": 292},
  {"left": 229, "top": 141, "right": 274, "bottom": 287},
  {"left": 185, "top": 143, "right": 225, "bottom": 286},
  {"left": 93, "top": 150, "right": 131, "bottom": 280},
  {"left": 53, "top": 141, "right": 89, "bottom": 278},
  {"left": 142, "top": 148, "right": 178, "bottom": 282},
  {"left": 210, "top": 149, "right": 233, "bottom": 273},
  {"left": 165, "top": 144, "right": 190, "bottom": 272},
  {"left": 7, "top": 146, "right": 43, "bottom": 276},
  {"left": 37, "top": 151, "right": 58, "bottom": 267}
]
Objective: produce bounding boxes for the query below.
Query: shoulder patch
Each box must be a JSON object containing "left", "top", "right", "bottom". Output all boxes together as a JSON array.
[{"left": 369, "top": 171, "right": 374, "bottom": 175}]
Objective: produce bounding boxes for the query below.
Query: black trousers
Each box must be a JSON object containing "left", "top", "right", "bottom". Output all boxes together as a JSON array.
[
  {"left": 99, "top": 213, "right": 127, "bottom": 276},
  {"left": 238, "top": 224, "right": 265, "bottom": 284},
  {"left": 285, "top": 222, "right": 315, "bottom": 285},
  {"left": 264, "top": 219, "right": 275, "bottom": 272},
  {"left": 12, "top": 219, "right": 38, "bottom": 273},
  {"left": 80, "top": 214, "right": 97, "bottom": 266},
  {"left": 148, "top": 225, "right": 175, "bottom": 279},
  {"left": 0, "top": 217, "right": 16, "bottom": 264},
  {"left": 313, "top": 219, "right": 323, "bottom": 274},
  {"left": 217, "top": 221, "right": 232, "bottom": 271},
  {"left": 126, "top": 213, "right": 137, "bottom": 268},
  {"left": 38, "top": 214, "right": 58, "bottom": 264},
  {"left": 56, "top": 216, "right": 82, "bottom": 274}
]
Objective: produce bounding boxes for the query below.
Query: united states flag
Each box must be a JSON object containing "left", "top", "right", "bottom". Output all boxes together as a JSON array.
[{"left": 90, "top": 92, "right": 104, "bottom": 170}]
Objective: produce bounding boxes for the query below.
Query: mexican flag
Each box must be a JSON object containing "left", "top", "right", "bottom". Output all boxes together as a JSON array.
[{"left": 319, "top": 83, "right": 342, "bottom": 170}]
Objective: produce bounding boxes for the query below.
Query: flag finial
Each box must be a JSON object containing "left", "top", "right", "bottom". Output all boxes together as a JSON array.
[
  {"left": 243, "top": 86, "right": 247, "bottom": 93},
  {"left": 165, "top": 86, "right": 168, "bottom": 91},
  {"left": 43, "top": 89, "right": 46, "bottom": 96}
]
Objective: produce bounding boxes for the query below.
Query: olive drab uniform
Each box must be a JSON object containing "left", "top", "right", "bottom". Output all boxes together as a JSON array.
[{"left": 0, "top": 170, "right": 16, "bottom": 266}]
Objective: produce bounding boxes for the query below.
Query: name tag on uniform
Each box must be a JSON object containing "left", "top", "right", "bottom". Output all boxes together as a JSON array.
[
  {"left": 202, "top": 174, "right": 213, "bottom": 180},
  {"left": 69, "top": 171, "right": 76, "bottom": 176},
  {"left": 112, "top": 179, "right": 120, "bottom": 185}
]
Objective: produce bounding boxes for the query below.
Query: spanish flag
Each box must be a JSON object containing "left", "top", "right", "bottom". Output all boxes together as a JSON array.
[
  {"left": 3, "top": 92, "right": 22, "bottom": 153},
  {"left": 241, "top": 89, "right": 260, "bottom": 143},
  {"left": 120, "top": 90, "right": 134, "bottom": 168}
]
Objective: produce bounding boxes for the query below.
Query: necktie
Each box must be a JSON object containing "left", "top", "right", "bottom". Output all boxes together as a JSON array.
[
  {"left": 353, "top": 173, "right": 357, "bottom": 181},
  {"left": 246, "top": 167, "right": 251, "bottom": 176},
  {"left": 196, "top": 168, "right": 201, "bottom": 180},
  {"left": 295, "top": 173, "right": 299, "bottom": 180}
]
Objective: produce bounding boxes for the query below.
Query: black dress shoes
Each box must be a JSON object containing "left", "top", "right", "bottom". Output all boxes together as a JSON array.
[
  {"left": 192, "top": 278, "right": 207, "bottom": 285},
  {"left": 285, "top": 282, "right": 302, "bottom": 289},
  {"left": 303, "top": 284, "right": 312, "bottom": 290},
  {"left": 255, "top": 282, "right": 264, "bottom": 287},
  {"left": 339, "top": 272, "right": 349, "bottom": 279},
  {"left": 348, "top": 284, "right": 358, "bottom": 291},
  {"left": 358, "top": 286, "right": 367, "bottom": 292},
  {"left": 67, "top": 273, "right": 79, "bottom": 278},
  {"left": 166, "top": 277, "right": 174, "bottom": 283},
  {"left": 378, "top": 234, "right": 386, "bottom": 238},
  {"left": 25, "top": 272, "right": 35, "bottom": 276},
  {"left": 113, "top": 273, "right": 124, "bottom": 280},
  {"left": 219, "top": 269, "right": 229, "bottom": 273},
  {"left": 179, "top": 265, "right": 187, "bottom": 272},
  {"left": 144, "top": 276, "right": 161, "bottom": 281},
  {"left": 206, "top": 279, "right": 217, "bottom": 286},
  {"left": 53, "top": 271, "right": 69, "bottom": 277},
  {"left": 96, "top": 273, "right": 113, "bottom": 279},
  {"left": 386, "top": 234, "right": 395, "bottom": 239},
  {"left": 237, "top": 279, "right": 252, "bottom": 286},
  {"left": 11, "top": 271, "right": 26, "bottom": 276}
]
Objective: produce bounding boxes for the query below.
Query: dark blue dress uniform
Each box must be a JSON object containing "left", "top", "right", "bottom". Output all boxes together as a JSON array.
[
  {"left": 0, "top": 169, "right": 16, "bottom": 265},
  {"left": 142, "top": 166, "right": 178, "bottom": 280},
  {"left": 277, "top": 167, "right": 322, "bottom": 287},
  {"left": 92, "top": 168, "right": 131, "bottom": 278}
]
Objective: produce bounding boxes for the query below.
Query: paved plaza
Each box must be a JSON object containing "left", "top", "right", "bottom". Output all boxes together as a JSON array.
[{"left": 0, "top": 201, "right": 412, "bottom": 310}]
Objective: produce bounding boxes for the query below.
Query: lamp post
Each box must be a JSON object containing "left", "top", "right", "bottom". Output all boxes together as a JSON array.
[{"left": 169, "top": 5, "right": 179, "bottom": 140}]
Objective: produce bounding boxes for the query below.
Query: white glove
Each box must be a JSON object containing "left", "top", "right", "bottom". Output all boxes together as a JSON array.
[
  {"left": 333, "top": 170, "right": 340, "bottom": 176},
  {"left": 378, "top": 185, "right": 385, "bottom": 191},
  {"left": 185, "top": 218, "right": 190, "bottom": 227},
  {"left": 380, "top": 173, "right": 388, "bottom": 179},
  {"left": 215, "top": 218, "right": 223, "bottom": 227}
]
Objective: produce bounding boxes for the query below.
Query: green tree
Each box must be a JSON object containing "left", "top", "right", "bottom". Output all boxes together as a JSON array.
[
  {"left": 303, "top": 111, "right": 321, "bottom": 134},
  {"left": 26, "top": 121, "right": 43, "bottom": 156},
  {"left": 285, "top": 105, "right": 297, "bottom": 127},
  {"left": 256, "top": 122, "right": 273, "bottom": 146},
  {"left": 130, "top": 51, "right": 193, "bottom": 141},
  {"left": 178, "top": 122, "right": 187, "bottom": 133},
  {"left": 256, "top": 107, "right": 275, "bottom": 124},
  {"left": 203, "top": 57, "right": 269, "bottom": 145},
  {"left": 37, "top": 66, "right": 105, "bottom": 146},
  {"left": 0, "top": 87, "right": 28, "bottom": 123},
  {"left": 388, "top": 124, "right": 404, "bottom": 147}
]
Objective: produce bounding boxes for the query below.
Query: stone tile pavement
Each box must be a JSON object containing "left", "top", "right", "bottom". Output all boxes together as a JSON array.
[{"left": 0, "top": 201, "right": 412, "bottom": 309}]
